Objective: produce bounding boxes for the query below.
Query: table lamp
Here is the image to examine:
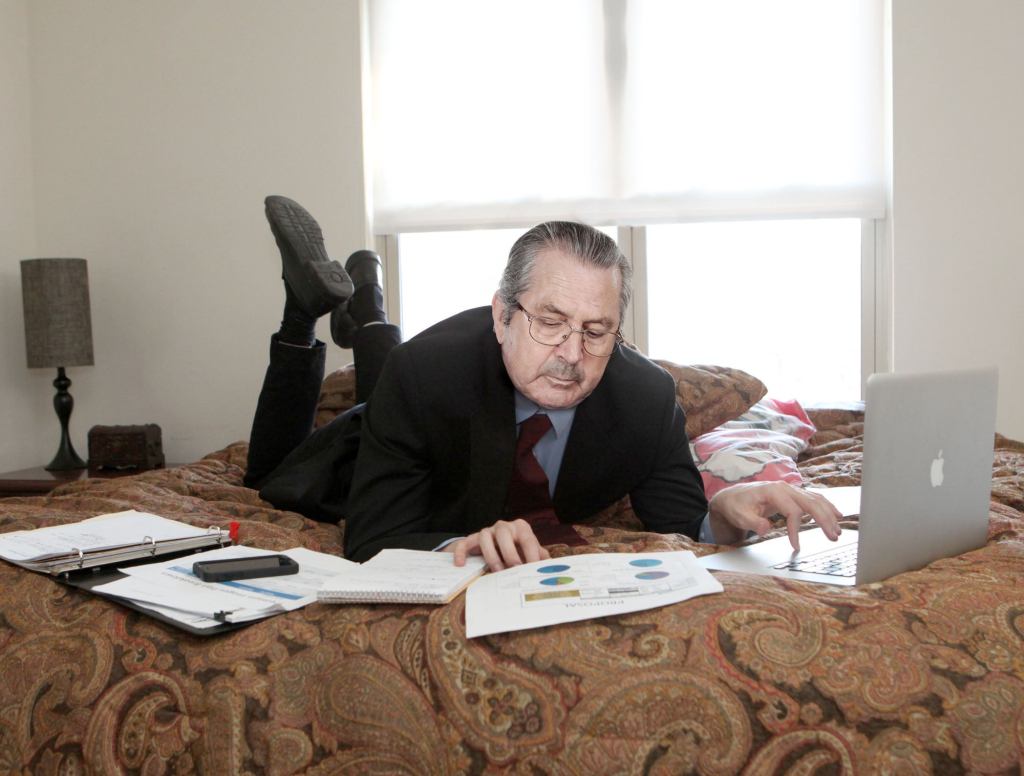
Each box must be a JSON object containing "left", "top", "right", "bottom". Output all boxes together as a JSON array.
[{"left": 21, "top": 258, "right": 95, "bottom": 471}]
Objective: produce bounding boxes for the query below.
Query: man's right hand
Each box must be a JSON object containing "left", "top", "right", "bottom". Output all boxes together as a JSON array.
[{"left": 446, "top": 518, "right": 551, "bottom": 571}]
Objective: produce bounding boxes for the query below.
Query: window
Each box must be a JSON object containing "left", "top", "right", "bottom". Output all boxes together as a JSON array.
[
  {"left": 368, "top": 1, "right": 886, "bottom": 398},
  {"left": 644, "top": 219, "right": 863, "bottom": 400},
  {"left": 386, "top": 219, "right": 871, "bottom": 401},
  {"left": 396, "top": 229, "right": 520, "bottom": 340},
  {"left": 396, "top": 226, "right": 616, "bottom": 340}
]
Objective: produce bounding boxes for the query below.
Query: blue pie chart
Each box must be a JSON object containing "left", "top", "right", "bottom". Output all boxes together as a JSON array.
[
  {"left": 629, "top": 558, "right": 663, "bottom": 568},
  {"left": 540, "top": 576, "right": 574, "bottom": 586},
  {"left": 537, "top": 564, "right": 570, "bottom": 574},
  {"left": 635, "top": 570, "right": 670, "bottom": 580}
]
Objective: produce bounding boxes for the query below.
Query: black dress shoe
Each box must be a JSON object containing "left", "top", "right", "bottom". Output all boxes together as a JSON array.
[
  {"left": 330, "top": 250, "right": 384, "bottom": 348},
  {"left": 346, "top": 249, "right": 384, "bottom": 289},
  {"left": 265, "top": 195, "right": 353, "bottom": 318}
]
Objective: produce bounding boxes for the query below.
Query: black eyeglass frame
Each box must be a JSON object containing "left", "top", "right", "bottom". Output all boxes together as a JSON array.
[{"left": 515, "top": 303, "right": 623, "bottom": 358}]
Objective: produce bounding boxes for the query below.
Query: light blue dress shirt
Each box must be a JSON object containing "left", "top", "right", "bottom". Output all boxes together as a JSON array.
[{"left": 513, "top": 392, "right": 575, "bottom": 498}]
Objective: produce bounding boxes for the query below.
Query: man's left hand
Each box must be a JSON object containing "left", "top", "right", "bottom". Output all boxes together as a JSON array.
[{"left": 708, "top": 481, "right": 843, "bottom": 550}]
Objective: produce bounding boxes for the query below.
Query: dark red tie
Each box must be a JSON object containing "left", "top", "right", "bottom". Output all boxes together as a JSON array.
[{"left": 504, "top": 413, "right": 585, "bottom": 546}]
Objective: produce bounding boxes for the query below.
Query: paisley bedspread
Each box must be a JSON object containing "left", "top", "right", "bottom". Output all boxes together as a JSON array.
[{"left": 1, "top": 406, "right": 1023, "bottom": 775}]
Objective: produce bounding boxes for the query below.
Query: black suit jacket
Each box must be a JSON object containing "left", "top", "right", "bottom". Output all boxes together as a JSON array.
[{"left": 343, "top": 307, "right": 707, "bottom": 561}]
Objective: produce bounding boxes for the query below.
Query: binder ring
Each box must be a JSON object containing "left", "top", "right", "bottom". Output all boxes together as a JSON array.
[
  {"left": 143, "top": 535, "right": 157, "bottom": 555},
  {"left": 72, "top": 547, "right": 84, "bottom": 569}
]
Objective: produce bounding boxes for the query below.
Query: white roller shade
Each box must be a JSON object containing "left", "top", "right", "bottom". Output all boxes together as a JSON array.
[{"left": 369, "top": 0, "right": 885, "bottom": 232}]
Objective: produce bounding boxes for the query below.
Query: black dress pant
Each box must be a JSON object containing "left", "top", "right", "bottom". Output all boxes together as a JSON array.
[{"left": 244, "top": 323, "right": 401, "bottom": 523}]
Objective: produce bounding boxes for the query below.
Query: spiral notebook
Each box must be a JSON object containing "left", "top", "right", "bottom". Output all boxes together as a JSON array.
[{"left": 317, "top": 549, "right": 487, "bottom": 604}]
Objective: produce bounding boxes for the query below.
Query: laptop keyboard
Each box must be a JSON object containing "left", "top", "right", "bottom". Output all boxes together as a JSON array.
[{"left": 773, "top": 544, "right": 858, "bottom": 577}]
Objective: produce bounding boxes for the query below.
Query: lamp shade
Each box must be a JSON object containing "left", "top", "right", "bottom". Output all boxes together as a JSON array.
[{"left": 21, "top": 258, "right": 94, "bottom": 369}]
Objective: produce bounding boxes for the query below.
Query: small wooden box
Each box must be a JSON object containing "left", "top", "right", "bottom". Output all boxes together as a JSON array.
[{"left": 88, "top": 424, "right": 165, "bottom": 472}]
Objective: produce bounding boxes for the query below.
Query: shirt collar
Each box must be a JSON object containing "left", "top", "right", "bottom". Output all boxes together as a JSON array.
[{"left": 514, "top": 390, "right": 576, "bottom": 438}]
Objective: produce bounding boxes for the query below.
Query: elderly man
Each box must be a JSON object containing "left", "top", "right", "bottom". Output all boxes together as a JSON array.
[{"left": 247, "top": 197, "right": 841, "bottom": 567}]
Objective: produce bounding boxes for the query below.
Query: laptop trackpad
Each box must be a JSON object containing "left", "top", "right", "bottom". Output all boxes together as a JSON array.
[{"left": 698, "top": 527, "right": 860, "bottom": 586}]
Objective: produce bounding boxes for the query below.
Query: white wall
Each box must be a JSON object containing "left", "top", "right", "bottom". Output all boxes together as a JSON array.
[
  {"left": 0, "top": 0, "right": 44, "bottom": 472},
  {"left": 7, "top": 0, "right": 369, "bottom": 470},
  {"left": 890, "top": 0, "right": 1024, "bottom": 439}
]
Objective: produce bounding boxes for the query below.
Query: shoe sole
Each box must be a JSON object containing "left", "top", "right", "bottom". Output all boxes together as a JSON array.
[{"left": 265, "top": 195, "right": 353, "bottom": 316}]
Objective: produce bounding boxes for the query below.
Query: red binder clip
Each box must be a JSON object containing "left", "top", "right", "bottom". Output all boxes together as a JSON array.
[{"left": 228, "top": 521, "right": 240, "bottom": 543}]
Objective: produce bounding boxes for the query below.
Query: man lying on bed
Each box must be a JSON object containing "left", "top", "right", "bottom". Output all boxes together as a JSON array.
[{"left": 245, "top": 198, "right": 841, "bottom": 568}]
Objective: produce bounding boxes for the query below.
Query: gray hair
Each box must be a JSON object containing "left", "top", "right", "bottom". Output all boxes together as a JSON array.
[{"left": 497, "top": 221, "right": 632, "bottom": 326}]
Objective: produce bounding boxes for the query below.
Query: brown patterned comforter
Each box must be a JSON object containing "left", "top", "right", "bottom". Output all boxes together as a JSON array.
[{"left": 1, "top": 408, "right": 1023, "bottom": 774}]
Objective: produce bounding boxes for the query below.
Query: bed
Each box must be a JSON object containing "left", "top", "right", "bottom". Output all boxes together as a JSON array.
[{"left": 1, "top": 361, "right": 1022, "bottom": 774}]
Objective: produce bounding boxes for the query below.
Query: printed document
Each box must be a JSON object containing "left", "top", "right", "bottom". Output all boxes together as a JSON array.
[
  {"left": 92, "top": 545, "right": 356, "bottom": 629},
  {"left": 465, "top": 551, "right": 723, "bottom": 638}
]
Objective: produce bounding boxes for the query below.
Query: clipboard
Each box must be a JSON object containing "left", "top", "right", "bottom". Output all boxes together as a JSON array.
[
  {"left": 1, "top": 510, "right": 242, "bottom": 636},
  {"left": 59, "top": 551, "right": 246, "bottom": 637}
]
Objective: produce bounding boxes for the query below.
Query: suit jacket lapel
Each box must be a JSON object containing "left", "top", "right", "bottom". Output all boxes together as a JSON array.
[{"left": 467, "top": 343, "right": 516, "bottom": 531}]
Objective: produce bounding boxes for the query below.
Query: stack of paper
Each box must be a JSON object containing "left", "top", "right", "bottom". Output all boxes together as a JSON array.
[{"left": 92, "top": 545, "right": 358, "bottom": 629}]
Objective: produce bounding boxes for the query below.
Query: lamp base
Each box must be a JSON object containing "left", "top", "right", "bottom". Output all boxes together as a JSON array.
[
  {"left": 44, "top": 366, "right": 87, "bottom": 471},
  {"left": 45, "top": 444, "right": 87, "bottom": 472}
]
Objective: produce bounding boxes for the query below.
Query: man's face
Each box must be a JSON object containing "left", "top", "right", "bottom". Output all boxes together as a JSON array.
[{"left": 492, "top": 247, "right": 621, "bottom": 410}]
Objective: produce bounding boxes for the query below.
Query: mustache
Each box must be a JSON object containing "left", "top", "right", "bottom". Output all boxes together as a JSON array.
[{"left": 542, "top": 359, "right": 582, "bottom": 382}]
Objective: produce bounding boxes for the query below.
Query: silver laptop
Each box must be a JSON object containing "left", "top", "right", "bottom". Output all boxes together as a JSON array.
[{"left": 699, "top": 367, "right": 998, "bottom": 586}]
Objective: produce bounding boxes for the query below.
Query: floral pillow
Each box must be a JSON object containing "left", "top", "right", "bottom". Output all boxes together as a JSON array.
[{"left": 690, "top": 397, "right": 816, "bottom": 499}]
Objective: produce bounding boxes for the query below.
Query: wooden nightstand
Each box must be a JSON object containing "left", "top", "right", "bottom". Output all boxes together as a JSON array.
[{"left": 0, "top": 465, "right": 177, "bottom": 498}]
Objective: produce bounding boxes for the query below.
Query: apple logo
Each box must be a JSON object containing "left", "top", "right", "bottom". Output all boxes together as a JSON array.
[{"left": 930, "top": 450, "right": 945, "bottom": 488}]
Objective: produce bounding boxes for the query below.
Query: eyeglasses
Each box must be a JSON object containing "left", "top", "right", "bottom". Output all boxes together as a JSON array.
[{"left": 516, "top": 304, "right": 623, "bottom": 358}]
